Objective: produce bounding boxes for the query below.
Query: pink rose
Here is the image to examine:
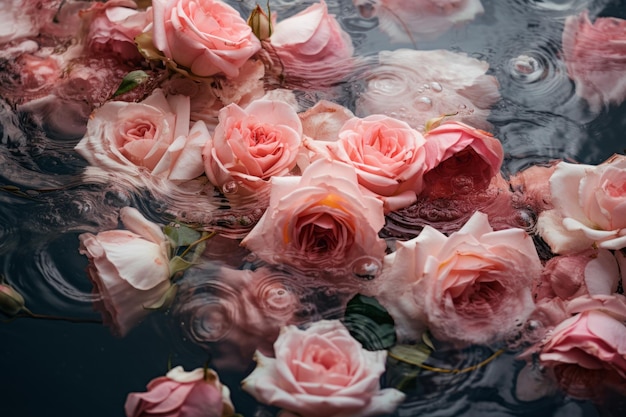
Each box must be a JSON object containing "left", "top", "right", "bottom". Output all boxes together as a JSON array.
[
  {"left": 240, "top": 159, "right": 386, "bottom": 274},
  {"left": 242, "top": 320, "right": 405, "bottom": 417},
  {"left": 562, "top": 10, "right": 626, "bottom": 112},
  {"left": 80, "top": 0, "right": 150, "bottom": 62},
  {"left": 422, "top": 121, "right": 504, "bottom": 198},
  {"left": 151, "top": 0, "right": 261, "bottom": 78},
  {"left": 125, "top": 366, "right": 235, "bottom": 417},
  {"left": 75, "top": 89, "right": 209, "bottom": 185},
  {"left": 536, "top": 155, "right": 626, "bottom": 254},
  {"left": 509, "top": 162, "right": 558, "bottom": 213},
  {"left": 369, "top": 211, "right": 540, "bottom": 345},
  {"left": 299, "top": 100, "right": 355, "bottom": 143},
  {"left": 78, "top": 207, "right": 172, "bottom": 336},
  {"left": 324, "top": 115, "right": 428, "bottom": 211},
  {"left": 356, "top": 49, "right": 501, "bottom": 130},
  {"left": 353, "top": 0, "right": 484, "bottom": 43},
  {"left": 539, "top": 308, "right": 626, "bottom": 399},
  {"left": 269, "top": 0, "right": 355, "bottom": 86},
  {"left": 202, "top": 99, "right": 303, "bottom": 195}
]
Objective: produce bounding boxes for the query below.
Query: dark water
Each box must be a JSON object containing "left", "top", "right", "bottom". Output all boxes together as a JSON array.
[{"left": 1, "top": 0, "right": 626, "bottom": 416}]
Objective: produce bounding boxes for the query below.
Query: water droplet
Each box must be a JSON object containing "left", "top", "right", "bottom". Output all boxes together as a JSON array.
[
  {"left": 222, "top": 181, "right": 238, "bottom": 194},
  {"left": 423, "top": 83, "right": 430, "bottom": 89},
  {"left": 351, "top": 256, "right": 381, "bottom": 280},
  {"left": 508, "top": 55, "right": 545, "bottom": 83},
  {"left": 415, "top": 96, "right": 432, "bottom": 110},
  {"left": 458, "top": 104, "right": 467, "bottom": 109},
  {"left": 430, "top": 82, "right": 443, "bottom": 92}
]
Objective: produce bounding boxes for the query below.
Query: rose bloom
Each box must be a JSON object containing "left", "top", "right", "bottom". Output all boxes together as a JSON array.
[
  {"left": 562, "top": 10, "right": 626, "bottom": 112},
  {"left": 324, "top": 115, "right": 428, "bottom": 211},
  {"left": 151, "top": 0, "right": 261, "bottom": 78},
  {"left": 422, "top": 121, "right": 504, "bottom": 198},
  {"left": 125, "top": 366, "right": 235, "bottom": 417},
  {"left": 202, "top": 99, "right": 303, "bottom": 195},
  {"left": 75, "top": 88, "right": 209, "bottom": 185},
  {"left": 78, "top": 207, "right": 172, "bottom": 336},
  {"left": 269, "top": 0, "right": 355, "bottom": 86},
  {"left": 508, "top": 162, "right": 558, "bottom": 213},
  {"left": 80, "top": 0, "right": 150, "bottom": 62},
  {"left": 539, "top": 305, "right": 626, "bottom": 399},
  {"left": 353, "top": 0, "right": 484, "bottom": 43},
  {"left": 242, "top": 320, "right": 405, "bottom": 417},
  {"left": 356, "top": 49, "right": 501, "bottom": 131},
  {"left": 240, "top": 159, "right": 386, "bottom": 274},
  {"left": 369, "top": 211, "right": 540, "bottom": 345},
  {"left": 536, "top": 155, "right": 626, "bottom": 254}
]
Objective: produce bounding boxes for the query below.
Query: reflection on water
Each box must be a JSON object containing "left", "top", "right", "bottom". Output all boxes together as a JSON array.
[{"left": 1, "top": 0, "right": 625, "bottom": 416}]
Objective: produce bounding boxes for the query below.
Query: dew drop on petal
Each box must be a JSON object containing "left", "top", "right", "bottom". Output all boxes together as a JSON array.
[
  {"left": 415, "top": 96, "right": 433, "bottom": 110},
  {"left": 222, "top": 181, "right": 238, "bottom": 194},
  {"left": 430, "top": 82, "right": 443, "bottom": 92}
]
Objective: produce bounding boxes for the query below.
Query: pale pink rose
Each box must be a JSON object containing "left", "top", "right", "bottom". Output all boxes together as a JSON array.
[
  {"left": 299, "top": 100, "right": 355, "bottom": 143},
  {"left": 539, "top": 307, "right": 626, "bottom": 399},
  {"left": 151, "top": 0, "right": 261, "bottom": 78},
  {"left": 75, "top": 88, "right": 209, "bottom": 185},
  {"left": 536, "top": 155, "right": 626, "bottom": 254},
  {"left": 16, "top": 53, "right": 62, "bottom": 97},
  {"left": 353, "top": 0, "right": 484, "bottom": 44},
  {"left": 78, "top": 207, "right": 172, "bottom": 336},
  {"left": 242, "top": 320, "right": 406, "bottom": 417},
  {"left": 369, "top": 211, "right": 540, "bottom": 345},
  {"left": 269, "top": 0, "right": 355, "bottom": 86},
  {"left": 562, "top": 10, "right": 626, "bottom": 112},
  {"left": 202, "top": 99, "right": 303, "bottom": 195},
  {"left": 422, "top": 121, "right": 504, "bottom": 198},
  {"left": 125, "top": 366, "right": 235, "bottom": 417},
  {"left": 356, "top": 49, "right": 500, "bottom": 130},
  {"left": 324, "top": 115, "right": 428, "bottom": 211},
  {"left": 240, "top": 159, "right": 386, "bottom": 274},
  {"left": 80, "top": 0, "right": 150, "bottom": 61}
]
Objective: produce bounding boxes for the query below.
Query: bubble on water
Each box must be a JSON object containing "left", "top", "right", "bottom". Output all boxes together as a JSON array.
[{"left": 351, "top": 256, "right": 382, "bottom": 280}]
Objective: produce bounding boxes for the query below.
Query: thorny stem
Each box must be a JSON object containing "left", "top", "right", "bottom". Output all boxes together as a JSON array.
[
  {"left": 178, "top": 231, "right": 217, "bottom": 259},
  {"left": 2, "top": 307, "right": 102, "bottom": 324},
  {"left": 389, "top": 348, "right": 505, "bottom": 374}
]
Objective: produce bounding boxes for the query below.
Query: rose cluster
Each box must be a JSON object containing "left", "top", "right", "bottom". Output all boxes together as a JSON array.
[{"left": 4, "top": 1, "right": 626, "bottom": 416}]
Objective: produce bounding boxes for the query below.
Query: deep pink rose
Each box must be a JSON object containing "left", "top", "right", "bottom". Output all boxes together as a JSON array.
[
  {"left": 269, "top": 0, "right": 355, "bottom": 86},
  {"left": 242, "top": 320, "right": 405, "bottom": 417},
  {"left": 562, "top": 10, "right": 626, "bottom": 112},
  {"left": 509, "top": 162, "right": 558, "bottom": 213},
  {"left": 539, "top": 307, "right": 626, "bottom": 399},
  {"left": 536, "top": 155, "right": 626, "bottom": 254},
  {"left": 353, "top": 0, "right": 484, "bottom": 43},
  {"left": 78, "top": 207, "right": 172, "bottom": 336},
  {"left": 80, "top": 0, "right": 150, "bottom": 61},
  {"left": 75, "top": 89, "right": 209, "bottom": 185},
  {"left": 356, "top": 49, "right": 500, "bottom": 130},
  {"left": 422, "top": 121, "right": 504, "bottom": 198},
  {"left": 125, "top": 366, "right": 235, "bottom": 417},
  {"left": 202, "top": 99, "right": 303, "bottom": 195},
  {"left": 240, "top": 159, "right": 386, "bottom": 274},
  {"left": 324, "top": 115, "right": 428, "bottom": 211},
  {"left": 368, "top": 211, "right": 540, "bottom": 344},
  {"left": 152, "top": 0, "right": 261, "bottom": 78}
]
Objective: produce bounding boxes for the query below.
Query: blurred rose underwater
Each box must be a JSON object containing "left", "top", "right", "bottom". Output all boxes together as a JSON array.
[{"left": 2, "top": 0, "right": 626, "bottom": 416}]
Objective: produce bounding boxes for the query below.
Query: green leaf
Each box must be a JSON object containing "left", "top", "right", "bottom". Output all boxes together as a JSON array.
[
  {"left": 163, "top": 224, "right": 202, "bottom": 248},
  {"left": 342, "top": 294, "right": 396, "bottom": 351},
  {"left": 388, "top": 343, "right": 432, "bottom": 366},
  {"left": 113, "top": 70, "right": 150, "bottom": 97}
]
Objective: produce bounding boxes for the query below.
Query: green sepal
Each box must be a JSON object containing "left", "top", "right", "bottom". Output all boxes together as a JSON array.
[
  {"left": 164, "top": 224, "right": 202, "bottom": 248},
  {"left": 342, "top": 294, "right": 396, "bottom": 351},
  {"left": 113, "top": 70, "right": 150, "bottom": 97},
  {"left": 169, "top": 256, "right": 195, "bottom": 276},
  {"left": 143, "top": 284, "right": 178, "bottom": 311},
  {"left": 388, "top": 343, "right": 432, "bottom": 367}
]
